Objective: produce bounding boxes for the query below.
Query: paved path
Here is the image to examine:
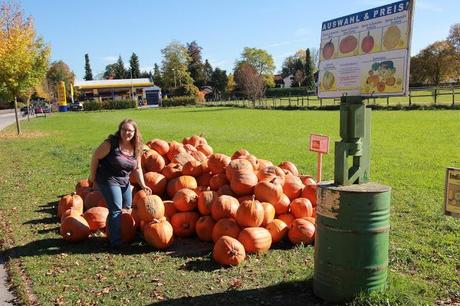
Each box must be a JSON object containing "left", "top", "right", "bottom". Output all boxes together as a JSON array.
[{"left": 0, "top": 109, "right": 19, "bottom": 304}]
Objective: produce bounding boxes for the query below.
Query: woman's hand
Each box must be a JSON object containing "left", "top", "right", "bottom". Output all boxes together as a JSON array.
[{"left": 142, "top": 185, "right": 152, "bottom": 195}]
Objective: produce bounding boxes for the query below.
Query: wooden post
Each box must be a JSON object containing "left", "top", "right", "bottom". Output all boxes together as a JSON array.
[
  {"left": 27, "top": 98, "right": 31, "bottom": 121},
  {"left": 307, "top": 94, "right": 310, "bottom": 106},
  {"left": 434, "top": 88, "right": 437, "bottom": 104},
  {"left": 409, "top": 90, "right": 412, "bottom": 106},
  {"left": 452, "top": 86, "right": 455, "bottom": 105},
  {"left": 387, "top": 96, "right": 389, "bottom": 107},
  {"left": 14, "top": 96, "right": 21, "bottom": 135}
]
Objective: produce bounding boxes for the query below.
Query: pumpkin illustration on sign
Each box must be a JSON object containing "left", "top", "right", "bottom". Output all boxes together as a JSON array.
[
  {"left": 339, "top": 35, "right": 358, "bottom": 54},
  {"left": 366, "top": 61, "right": 399, "bottom": 93},
  {"left": 322, "top": 40, "right": 334, "bottom": 60},
  {"left": 383, "top": 26, "right": 401, "bottom": 50},
  {"left": 322, "top": 71, "right": 335, "bottom": 91},
  {"left": 361, "top": 31, "right": 374, "bottom": 53}
]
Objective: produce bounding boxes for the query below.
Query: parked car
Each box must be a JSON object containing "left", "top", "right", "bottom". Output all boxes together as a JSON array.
[{"left": 34, "top": 103, "right": 51, "bottom": 113}]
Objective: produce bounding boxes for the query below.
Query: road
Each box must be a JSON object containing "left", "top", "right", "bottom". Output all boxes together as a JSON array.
[{"left": 0, "top": 109, "right": 18, "bottom": 304}]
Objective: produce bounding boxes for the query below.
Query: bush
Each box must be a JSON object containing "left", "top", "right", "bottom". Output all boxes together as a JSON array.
[
  {"left": 162, "top": 96, "right": 198, "bottom": 107},
  {"left": 265, "top": 87, "right": 314, "bottom": 98},
  {"left": 82, "top": 99, "right": 136, "bottom": 111}
]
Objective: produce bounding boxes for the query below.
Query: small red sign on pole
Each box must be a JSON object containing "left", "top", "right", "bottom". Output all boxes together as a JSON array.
[{"left": 309, "top": 134, "right": 330, "bottom": 182}]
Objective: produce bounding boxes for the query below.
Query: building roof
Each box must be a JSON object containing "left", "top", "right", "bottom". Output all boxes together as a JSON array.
[{"left": 74, "top": 78, "right": 154, "bottom": 89}]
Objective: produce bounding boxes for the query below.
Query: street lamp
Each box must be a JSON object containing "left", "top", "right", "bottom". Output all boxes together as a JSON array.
[{"left": 172, "top": 68, "right": 177, "bottom": 88}]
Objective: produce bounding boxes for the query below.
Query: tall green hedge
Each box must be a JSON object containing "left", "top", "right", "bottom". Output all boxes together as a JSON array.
[
  {"left": 162, "top": 96, "right": 198, "bottom": 107},
  {"left": 83, "top": 99, "right": 137, "bottom": 111}
]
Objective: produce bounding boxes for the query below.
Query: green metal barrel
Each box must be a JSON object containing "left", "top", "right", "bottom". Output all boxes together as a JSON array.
[{"left": 313, "top": 182, "right": 391, "bottom": 302}]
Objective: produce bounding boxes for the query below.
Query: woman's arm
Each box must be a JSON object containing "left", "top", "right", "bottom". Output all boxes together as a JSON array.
[
  {"left": 88, "top": 141, "right": 111, "bottom": 185},
  {"left": 134, "top": 157, "right": 152, "bottom": 195}
]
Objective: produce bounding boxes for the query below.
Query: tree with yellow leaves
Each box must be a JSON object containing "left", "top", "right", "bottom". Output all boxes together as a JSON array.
[{"left": 0, "top": 1, "right": 50, "bottom": 134}]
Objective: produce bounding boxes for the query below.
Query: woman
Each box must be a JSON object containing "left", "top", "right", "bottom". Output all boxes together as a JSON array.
[{"left": 89, "top": 119, "right": 151, "bottom": 247}]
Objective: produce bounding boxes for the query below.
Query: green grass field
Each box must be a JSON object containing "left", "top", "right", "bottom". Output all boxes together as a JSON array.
[{"left": 0, "top": 107, "right": 459, "bottom": 305}]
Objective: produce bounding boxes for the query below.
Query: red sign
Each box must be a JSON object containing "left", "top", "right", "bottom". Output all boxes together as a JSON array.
[{"left": 309, "top": 134, "right": 329, "bottom": 154}]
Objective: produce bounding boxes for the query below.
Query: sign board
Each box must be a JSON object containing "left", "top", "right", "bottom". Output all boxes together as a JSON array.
[
  {"left": 57, "top": 81, "right": 67, "bottom": 106},
  {"left": 318, "top": 0, "right": 415, "bottom": 98},
  {"left": 309, "top": 134, "right": 330, "bottom": 154},
  {"left": 445, "top": 167, "right": 460, "bottom": 218}
]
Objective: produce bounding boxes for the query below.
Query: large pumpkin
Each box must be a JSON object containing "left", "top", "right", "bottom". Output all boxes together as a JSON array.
[
  {"left": 273, "top": 193, "right": 290, "bottom": 215},
  {"left": 257, "top": 166, "right": 286, "bottom": 184},
  {"left": 254, "top": 177, "right": 283, "bottom": 205},
  {"left": 144, "top": 219, "right": 174, "bottom": 249},
  {"left": 226, "top": 158, "right": 253, "bottom": 181},
  {"left": 83, "top": 207, "right": 109, "bottom": 231},
  {"left": 288, "top": 219, "right": 315, "bottom": 245},
  {"left": 211, "top": 195, "right": 239, "bottom": 221},
  {"left": 161, "top": 163, "right": 183, "bottom": 180},
  {"left": 236, "top": 198, "right": 264, "bottom": 228},
  {"left": 144, "top": 172, "right": 167, "bottom": 196},
  {"left": 290, "top": 198, "right": 313, "bottom": 219},
  {"left": 195, "top": 216, "right": 216, "bottom": 242},
  {"left": 197, "top": 190, "right": 218, "bottom": 216},
  {"left": 237, "top": 227, "right": 272, "bottom": 254},
  {"left": 213, "top": 236, "right": 246, "bottom": 266},
  {"left": 209, "top": 173, "right": 229, "bottom": 191},
  {"left": 182, "top": 159, "right": 203, "bottom": 177},
  {"left": 278, "top": 161, "right": 299, "bottom": 176},
  {"left": 260, "top": 202, "right": 275, "bottom": 226},
  {"left": 208, "top": 153, "right": 231, "bottom": 175},
  {"left": 283, "top": 173, "right": 305, "bottom": 200},
  {"left": 174, "top": 176, "right": 197, "bottom": 193},
  {"left": 147, "top": 139, "right": 169, "bottom": 156},
  {"left": 163, "top": 200, "right": 176, "bottom": 221},
  {"left": 277, "top": 213, "right": 295, "bottom": 227},
  {"left": 196, "top": 143, "right": 213, "bottom": 157},
  {"left": 60, "top": 215, "right": 90, "bottom": 242},
  {"left": 75, "top": 179, "right": 91, "bottom": 200},
  {"left": 84, "top": 190, "right": 107, "bottom": 210},
  {"left": 170, "top": 212, "right": 199, "bottom": 237},
  {"left": 230, "top": 171, "right": 258, "bottom": 196},
  {"left": 212, "top": 218, "right": 241, "bottom": 242},
  {"left": 137, "top": 194, "right": 165, "bottom": 222},
  {"left": 173, "top": 188, "right": 198, "bottom": 212},
  {"left": 142, "top": 150, "right": 166, "bottom": 173},
  {"left": 266, "top": 219, "right": 288, "bottom": 244}
]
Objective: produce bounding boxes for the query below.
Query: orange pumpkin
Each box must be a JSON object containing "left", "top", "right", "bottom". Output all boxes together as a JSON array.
[
  {"left": 254, "top": 177, "right": 283, "bottom": 204},
  {"left": 290, "top": 198, "right": 313, "bottom": 219},
  {"left": 137, "top": 194, "right": 165, "bottom": 222},
  {"left": 301, "top": 184, "right": 317, "bottom": 207},
  {"left": 58, "top": 193, "right": 83, "bottom": 219},
  {"left": 257, "top": 159, "right": 273, "bottom": 170},
  {"left": 197, "top": 190, "right": 218, "bottom": 215},
  {"left": 278, "top": 161, "right": 299, "bottom": 176},
  {"left": 211, "top": 195, "right": 239, "bottom": 221},
  {"left": 209, "top": 173, "right": 229, "bottom": 191},
  {"left": 84, "top": 190, "right": 107, "bottom": 210},
  {"left": 144, "top": 219, "right": 174, "bottom": 249},
  {"left": 75, "top": 179, "right": 91, "bottom": 200},
  {"left": 163, "top": 200, "right": 176, "bottom": 221},
  {"left": 142, "top": 150, "right": 165, "bottom": 173},
  {"left": 83, "top": 207, "right": 109, "bottom": 231},
  {"left": 195, "top": 216, "right": 216, "bottom": 242},
  {"left": 60, "top": 208, "right": 81, "bottom": 223},
  {"left": 277, "top": 213, "right": 295, "bottom": 227},
  {"left": 170, "top": 212, "right": 200, "bottom": 237},
  {"left": 288, "top": 219, "right": 315, "bottom": 245},
  {"left": 208, "top": 153, "right": 231, "bottom": 175},
  {"left": 161, "top": 163, "right": 183, "bottom": 180},
  {"left": 146, "top": 139, "right": 169, "bottom": 156},
  {"left": 182, "top": 159, "right": 203, "bottom": 177},
  {"left": 231, "top": 148, "right": 250, "bottom": 160},
  {"left": 171, "top": 152, "right": 195, "bottom": 166},
  {"left": 196, "top": 172, "right": 212, "bottom": 187},
  {"left": 212, "top": 218, "right": 241, "bottom": 242},
  {"left": 226, "top": 158, "right": 253, "bottom": 181},
  {"left": 174, "top": 175, "right": 198, "bottom": 194},
  {"left": 237, "top": 227, "right": 272, "bottom": 254},
  {"left": 196, "top": 143, "right": 213, "bottom": 157},
  {"left": 266, "top": 219, "right": 288, "bottom": 243},
  {"left": 120, "top": 212, "right": 137, "bottom": 243},
  {"left": 60, "top": 214, "right": 90, "bottom": 242},
  {"left": 132, "top": 189, "right": 147, "bottom": 208},
  {"left": 166, "top": 141, "right": 186, "bottom": 161},
  {"left": 283, "top": 173, "right": 305, "bottom": 200},
  {"left": 217, "top": 184, "right": 236, "bottom": 197},
  {"left": 173, "top": 188, "right": 198, "bottom": 212},
  {"left": 257, "top": 166, "right": 286, "bottom": 184},
  {"left": 230, "top": 171, "right": 258, "bottom": 196},
  {"left": 260, "top": 202, "right": 276, "bottom": 226},
  {"left": 213, "top": 236, "right": 246, "bottom": 266},
  {"left": 144, "top": 172, "right": 167, "bottom": 196},
  {"left": 236, "top": 198, "right": 264, "bottom": 228},
  {"left": 273, "top": 193, "right": 290, "bottom": 215}
]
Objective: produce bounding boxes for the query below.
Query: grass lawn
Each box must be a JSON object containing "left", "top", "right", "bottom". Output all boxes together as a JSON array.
[{"left": 0, "top": 107, "right": 459, "bottom": 305}]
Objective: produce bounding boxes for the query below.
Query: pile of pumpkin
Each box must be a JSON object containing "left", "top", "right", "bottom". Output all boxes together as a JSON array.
[{"left": 58, "top": 135, "right": 317, "bottom": 266}]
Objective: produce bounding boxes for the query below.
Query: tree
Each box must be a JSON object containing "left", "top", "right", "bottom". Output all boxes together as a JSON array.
[
  {"left": 447, "top": 23, "right": 460, "bottom": 52},
  {"left": 410, "top": 40, "right": 458, "bottom": 85},
  {"left": 281, "top": 48, "right": 318, "bottom": 82},
  {"left": 209, "top": 68, "right": 228, "bottom": 99},
  {"left": 129, "top": 52, "right": 140, "bottom": 78},
  {"left": 187, "top": 41, "right": 206, "bottom": 87},
  {"left": 46, "top": 60, "right": 75, "bottom": 100},
  {"left": 234, "top": 62, "right": 264, "bottom": 103},
  {"left": 203, "top": 59, "right": 213, "bottom": 86},
  {"left": 304, "top": 48, "right": 315, "bottom": 89},
  {"left": 226, "top": 74, "right": 236, "bottom": 96},
  {"left": 152, "top": 63, "right": 163, "bottom": 88},
  {"left": 0, "top": 1, "right": 50, "bottom": 134},
  {"left": 103, "top": 63, "right": 116, "bottom": 79},
  {"left": 84, "top": 53, "right": 93, "bottom": 80},
  {"left": 161, "top": 41, "right": 198, "bottom": 96},
  {"left": 114, "top": 55, "right": 127, "bottom": 79},
  {"left": 236, "top": 47, "right": 275, "bottom": 87}
]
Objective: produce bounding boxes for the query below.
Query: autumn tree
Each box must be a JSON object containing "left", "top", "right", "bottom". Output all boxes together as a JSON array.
[
  {"left": 161, "top": 41, "right": 198, "bottom": 96},
  {"left": 226, "top": 73, "right": 236, "bottom": 96},
  {"left": 281, "top": 48, "right": 318, "bottom": 88},
  {"left": 447, "top": 23, "right": 460, "bottom": 51},
  {"left": 234, "top": 62, "right": 264, "bottom": 103},
  {"left": 129, "top": 52, "right": 140, "bottom": 78},
  {"left": 203, "top": 59, "right": 213, "bottom": 86},
  {"left": 410, "top": 40, "right": 458, "bottom": 85},
  {"left": 46, "top": 60, "right": 75, "bottom": 100},
  {"left": 236, "top": 47, "right": 275, "bottom": 87},
  {"left": 84, "top": 53, "right": 93, "bottom": 80},
  {"left": 187, "top": 41, "right": 206, "bottom": 87},
  {"left": 0, "top": 1, "right": 50, "bottom": 134}
]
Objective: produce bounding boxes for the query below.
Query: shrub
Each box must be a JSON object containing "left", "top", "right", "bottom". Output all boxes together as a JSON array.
[
  {"left": 82, "top": 99, "right": 136, "bottom": 111},
  {"left": 265, "top": 87, "right": 314, "bottom": 98},
  {"left": 162, "top": 96, "right": 198, "bottom": 107}
]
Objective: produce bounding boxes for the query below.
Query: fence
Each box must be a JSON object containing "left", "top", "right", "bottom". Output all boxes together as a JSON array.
[{"left": 206, "top": 85, "right": 460, "bottom": 109}]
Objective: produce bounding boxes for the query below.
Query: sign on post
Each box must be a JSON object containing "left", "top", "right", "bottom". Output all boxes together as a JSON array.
[
  {"left": 318, "top": 0, "right": 415, "bottom": 98},
  {"left": 309, "top": 134, "right": 330, "bottom": 183},
  {"left": 445, "top": 167, "right": 460, "bottom": 218}
]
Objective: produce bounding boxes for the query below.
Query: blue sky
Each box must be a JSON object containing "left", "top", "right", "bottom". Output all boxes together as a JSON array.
[{"left": 20, "top": 0, "right": 459, "bottom": 80}]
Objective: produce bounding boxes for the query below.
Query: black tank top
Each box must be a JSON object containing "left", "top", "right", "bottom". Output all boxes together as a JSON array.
[{"left": 96, "top": 137, "right": 137, "bottom": 186}]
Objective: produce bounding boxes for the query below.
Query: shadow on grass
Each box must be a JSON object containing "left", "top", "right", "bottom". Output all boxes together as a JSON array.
[{"left": 149, "top": 278, "right": 322, "bottom": 306}]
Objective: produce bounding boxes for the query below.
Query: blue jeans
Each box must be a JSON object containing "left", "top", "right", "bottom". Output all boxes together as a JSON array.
[{"left": 98, "top": 183, "right": 132, "bottom": 246}]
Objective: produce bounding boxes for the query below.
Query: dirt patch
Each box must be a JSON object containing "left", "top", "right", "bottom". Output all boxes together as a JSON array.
[{"left": 0, "top": 131, "right": 52, "bottom": 140}]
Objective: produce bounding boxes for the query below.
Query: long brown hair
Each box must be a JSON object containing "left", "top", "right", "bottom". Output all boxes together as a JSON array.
[{"left": 110, "top": 119, "right": 143, "bottom": 158}]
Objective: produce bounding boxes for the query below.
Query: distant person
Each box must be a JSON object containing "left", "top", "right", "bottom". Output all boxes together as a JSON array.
[{"left": 88, "top": 119, "right": 151, "bottom": 248}]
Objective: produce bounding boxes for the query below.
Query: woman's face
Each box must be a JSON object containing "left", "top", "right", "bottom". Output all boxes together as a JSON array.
[{"left": 120, "top": 123, "right": 136, "bottom": 142}]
